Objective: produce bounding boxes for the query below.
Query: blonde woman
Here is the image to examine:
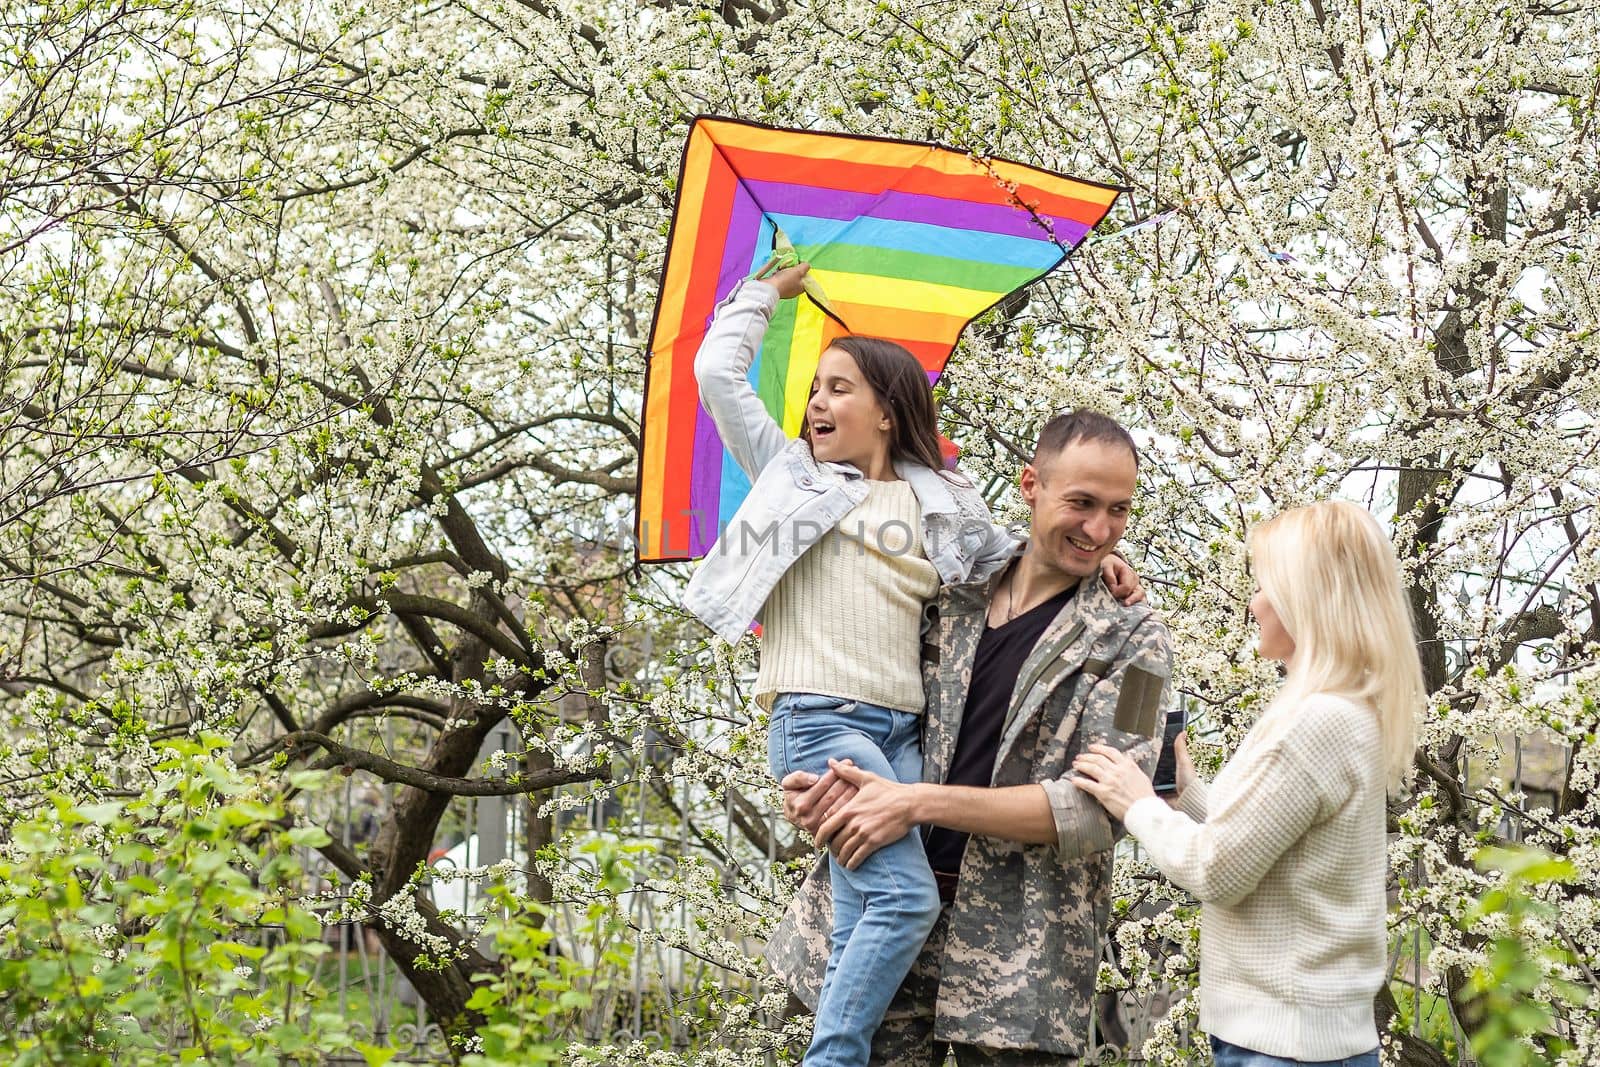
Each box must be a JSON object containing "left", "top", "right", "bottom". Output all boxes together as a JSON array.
[{"left": 1071, "top": 501, "right": 1424, "bottom": 1067}]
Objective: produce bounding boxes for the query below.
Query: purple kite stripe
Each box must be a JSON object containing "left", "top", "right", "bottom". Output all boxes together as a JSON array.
[
  {"left": 687, "top": 405, "right": 725, "bottom": 556},
  {"left": 684, "top": 182, "right": 765, "bottom": 555},
  {"left": 743, "top": 180, "right": 1092, "bottom": 247},
  {"left": 715, "top": 179, "right": 767, "bottom": 303}
]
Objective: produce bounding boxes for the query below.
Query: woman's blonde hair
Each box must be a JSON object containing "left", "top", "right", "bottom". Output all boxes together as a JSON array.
[{"left": 1248, "top": 500, "right": 1426, "bottom": 790}]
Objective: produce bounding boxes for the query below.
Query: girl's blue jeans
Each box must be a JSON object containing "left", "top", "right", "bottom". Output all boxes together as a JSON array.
[
  {"left": 769, "top": 693, "right": 942, "bottom": 1067},
  {"left": 1210, "top": 1036, "right": 1380, "bottom": 1067}
]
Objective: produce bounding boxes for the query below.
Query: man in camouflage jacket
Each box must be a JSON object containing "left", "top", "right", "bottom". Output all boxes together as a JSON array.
[{"left": 767, "top": 411, "right": 1173, "bottom": 1065}]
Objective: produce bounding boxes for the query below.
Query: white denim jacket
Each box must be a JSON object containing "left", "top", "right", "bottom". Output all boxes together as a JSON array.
[{"left": 683, "top": 280, "right": 1016, "bottom": 644}]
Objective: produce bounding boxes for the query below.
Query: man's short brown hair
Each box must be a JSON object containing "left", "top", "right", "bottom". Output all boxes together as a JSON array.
[{"left": 1032, "top": 409, "right": 1139, "bottom": 468}]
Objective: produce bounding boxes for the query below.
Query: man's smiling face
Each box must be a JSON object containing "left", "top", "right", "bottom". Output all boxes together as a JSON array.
[{"left": 1020, "top": 438, "right": 1138, "bottom": 581}]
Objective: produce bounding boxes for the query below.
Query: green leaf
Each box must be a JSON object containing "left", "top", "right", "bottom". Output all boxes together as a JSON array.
[
  {"left": 286, "top": 826, "right": 332, "bottom": 848},
  {"left": 287, "top": 769, "right": 332, "bottom": 791},
  {"left": 354, "top": 1042, "right": 399, "bottom": 1066},
  {"left": 75, "top": 801, "right": 125, "bottom": 826},
  {"left": 1475, "top": 845, "right": 1577, "bottom": 883}
]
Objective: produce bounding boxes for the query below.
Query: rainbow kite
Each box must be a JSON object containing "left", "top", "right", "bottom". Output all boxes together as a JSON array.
[{"left": 637, "top": 117, "right": 1122, "bottom": 561}]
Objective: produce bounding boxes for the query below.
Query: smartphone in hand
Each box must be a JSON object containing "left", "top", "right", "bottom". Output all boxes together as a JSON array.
[{"left": 1152, "top": 707, "right": 1186, "bottom": 795}]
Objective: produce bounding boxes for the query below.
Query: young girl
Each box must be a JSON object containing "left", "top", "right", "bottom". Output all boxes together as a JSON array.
[
  {"left": 1072, "top": 501, "right": 1424, "bottom": 1067},
  {"left": 683, "top": 262, "right": 1138, "bottom": 1066}
]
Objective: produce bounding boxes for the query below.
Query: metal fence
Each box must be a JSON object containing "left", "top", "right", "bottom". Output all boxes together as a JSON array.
[
  {"left": 284, "top": 675, "right": 1551, "bottom": 1064},
  {"left": 292, "top": 728, "right": 1194, "bottom": 1064},
  {"left": 296, "top": 711, "right": 798, "bottom": 1062}
]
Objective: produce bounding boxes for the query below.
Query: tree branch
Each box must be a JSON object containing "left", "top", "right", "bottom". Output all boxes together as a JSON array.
[{"left": 258, "top": 731, "right": 605, "bottom": 796}]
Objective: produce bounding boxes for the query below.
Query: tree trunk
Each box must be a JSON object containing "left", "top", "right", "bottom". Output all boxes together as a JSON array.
[
  {"left": 367, "top": 592, "right": 527, "bottom": 1056},
  {"left": 1375, "top": 984, "right": 1455, "bottom": 1067}
]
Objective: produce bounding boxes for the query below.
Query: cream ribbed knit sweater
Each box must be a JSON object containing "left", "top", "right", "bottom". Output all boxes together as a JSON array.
[
  {"left": 1123, "top": 693, "right": 1388, "bottom": 1061},
  {"left": 754, "top": 479, "right": 938, "bottom": 713}
]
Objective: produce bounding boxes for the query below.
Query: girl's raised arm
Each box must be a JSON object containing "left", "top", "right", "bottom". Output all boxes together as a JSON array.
[{"left": 693, "top": 278, "right": 792, "bottom": 480}]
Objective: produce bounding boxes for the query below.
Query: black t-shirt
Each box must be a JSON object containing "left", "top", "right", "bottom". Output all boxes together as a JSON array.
[{"left": 923, "top": 580, "right": 1078, "bottom": 876}]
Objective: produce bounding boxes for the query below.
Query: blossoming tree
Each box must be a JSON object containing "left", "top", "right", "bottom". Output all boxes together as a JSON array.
[{"left": 1, "top": 0, "right": 1595, "bottom": 1062}]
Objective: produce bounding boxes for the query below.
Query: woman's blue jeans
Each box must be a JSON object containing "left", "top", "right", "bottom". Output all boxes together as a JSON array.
[
  {"left": 1210, "top": 1036, "right": 1380, "bottom": 1067},
  {"left": 769, "top": 693, "right": 942, "bottom": 1067}
]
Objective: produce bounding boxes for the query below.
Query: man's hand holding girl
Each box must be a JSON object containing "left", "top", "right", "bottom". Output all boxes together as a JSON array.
[{"left": 781, "top": 760, "right": 858, "bottom": 837}]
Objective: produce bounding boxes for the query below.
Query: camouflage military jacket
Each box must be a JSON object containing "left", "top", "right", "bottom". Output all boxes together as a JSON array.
[{"left": 766, "top": 552, "right": 1173, "bottom": 1055}]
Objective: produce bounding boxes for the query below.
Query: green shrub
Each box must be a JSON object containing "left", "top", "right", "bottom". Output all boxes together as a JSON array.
[
  {"left": 1459, "top": 845, "right": 1593, "bottom": 1067},
  {"left": 0, "top": 735, "right": 398, "bottom": 1066},
  {"left": 461, "top": 836, "right": 647, "bottom": 1065}
]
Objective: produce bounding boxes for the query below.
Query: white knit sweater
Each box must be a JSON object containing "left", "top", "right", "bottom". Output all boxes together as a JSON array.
[
  {"left": 754, "top": 479, "right": 939, "bottom": 714},
  {"left": 1123, "top": 693, "right": 1388, "bottom": 1060}
]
